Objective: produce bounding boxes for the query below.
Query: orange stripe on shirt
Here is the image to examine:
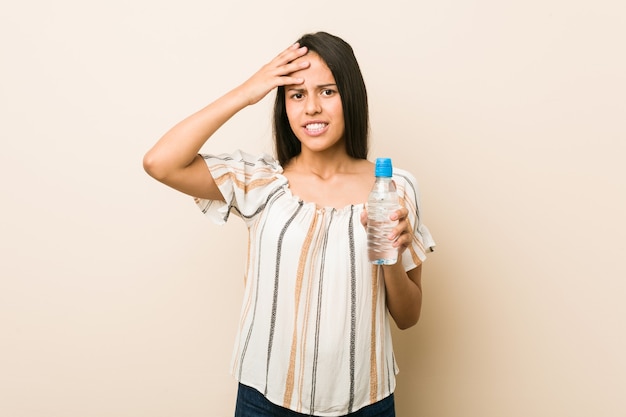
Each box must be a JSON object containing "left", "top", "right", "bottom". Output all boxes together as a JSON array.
[
  {"left": 283, "top": 213, "right": 319, "bottom": 408},
  {"left": 370, "top": 264, "right": 379, "bottom": 402}
]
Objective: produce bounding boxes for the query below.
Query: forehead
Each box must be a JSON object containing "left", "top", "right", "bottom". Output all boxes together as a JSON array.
[{"left": 290, "top": 52, "right": 335, "bottom": 82}]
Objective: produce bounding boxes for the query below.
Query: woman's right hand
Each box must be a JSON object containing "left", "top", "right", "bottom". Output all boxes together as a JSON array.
[{"left": 238, "top": 43, "right": 310, "bottom": 105}]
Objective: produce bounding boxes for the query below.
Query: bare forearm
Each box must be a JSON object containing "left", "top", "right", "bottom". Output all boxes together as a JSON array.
[
  {"left": 383, "top": 263, "right": 423, "bottom": 330},
  {"left": 143, "top": 86, "right": 250, "bottom": 179}
]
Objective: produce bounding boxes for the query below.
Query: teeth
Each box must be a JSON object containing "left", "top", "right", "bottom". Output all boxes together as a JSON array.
[{"left": 306, "top": 123, "right": 326, "bottom": 131}]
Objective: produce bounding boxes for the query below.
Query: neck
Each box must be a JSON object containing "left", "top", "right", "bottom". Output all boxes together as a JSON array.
[{"left": 289, "top": 151, "right": 356, "bottom": 179}]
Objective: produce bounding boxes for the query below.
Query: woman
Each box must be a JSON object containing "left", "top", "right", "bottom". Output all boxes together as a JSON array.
[{"left": 144, "top": 31, "right": 434, "bottom": 417}]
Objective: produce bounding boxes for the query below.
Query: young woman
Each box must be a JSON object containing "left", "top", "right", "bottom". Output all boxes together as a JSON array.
[{"left": 144, "top": 31, "right": 435, "bottom": 417}]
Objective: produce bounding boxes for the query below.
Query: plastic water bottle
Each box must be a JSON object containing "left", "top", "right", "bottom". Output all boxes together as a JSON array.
[{"left": 367, "top": 158, "right": 399, "bottom": 265}]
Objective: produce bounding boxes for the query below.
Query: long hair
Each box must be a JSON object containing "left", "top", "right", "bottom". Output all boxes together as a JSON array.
[{"left": 273, "top": 32, "right": 369, "bottom": 166}]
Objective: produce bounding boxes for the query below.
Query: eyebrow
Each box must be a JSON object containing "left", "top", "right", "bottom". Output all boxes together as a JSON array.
[{"left": 286, "top": 83, "right": 337, "bottom": 92}]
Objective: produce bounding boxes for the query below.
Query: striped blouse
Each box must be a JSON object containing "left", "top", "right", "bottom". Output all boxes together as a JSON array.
[{"left": 195, "top": 150, "right": 435, "bottom": 416}]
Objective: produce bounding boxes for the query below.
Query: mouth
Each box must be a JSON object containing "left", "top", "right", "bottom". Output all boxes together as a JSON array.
[{"left": 304, "top": 122, "right": 328, "bottom": 134}]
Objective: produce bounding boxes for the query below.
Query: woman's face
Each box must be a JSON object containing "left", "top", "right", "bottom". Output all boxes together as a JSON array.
[{"left": 284, "top": 52, "right": 345, "bottom": 155}]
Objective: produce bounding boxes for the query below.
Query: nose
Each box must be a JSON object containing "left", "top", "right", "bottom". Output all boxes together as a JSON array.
[{"left": 305, "top": 95, "right": 321, "bottom": 115}]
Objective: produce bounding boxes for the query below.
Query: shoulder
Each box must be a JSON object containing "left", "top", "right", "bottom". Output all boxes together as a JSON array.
[
  {"left": 200, "top": 150, "right": 284, "bottom": 184},
  {"left": 202, "top": 149, "right": 282, "bottom": 171},
  {"left": 393, "top": 166, "right": 419, "bottom": 189},
  {"left": 200, "top": 149, "right": 286, "bottom": 196},
  {"left": 392, "top": 167, "right": 424, "bottom": 210}
]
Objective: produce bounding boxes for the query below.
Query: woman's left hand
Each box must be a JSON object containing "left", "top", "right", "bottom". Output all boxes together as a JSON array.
[{"left": 360, "top": 206, "right": 412, "bottom": 258}]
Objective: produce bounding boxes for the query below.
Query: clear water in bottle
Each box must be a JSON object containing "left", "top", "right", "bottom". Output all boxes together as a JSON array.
[
  {"left": 367, "top": 203, "right": 399, "bottom": 264},
  {"left": 367, "top": 158, "right": 399, "bottom": 265}
]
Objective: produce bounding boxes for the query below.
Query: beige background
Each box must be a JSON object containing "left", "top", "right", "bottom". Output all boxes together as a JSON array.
[{"left": 1, "top": 0, "right": 625, "bottom": 416}]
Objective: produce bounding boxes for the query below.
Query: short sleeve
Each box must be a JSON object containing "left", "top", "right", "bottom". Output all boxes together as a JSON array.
[
  {"left": 394, "top": 168, "right": 436, "bottom": 270},
  {"left": 194, "top": 150, "right": 286, "bottom": 225}
]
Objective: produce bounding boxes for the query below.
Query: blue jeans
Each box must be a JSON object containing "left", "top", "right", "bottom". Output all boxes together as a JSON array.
[{"left": 234, "top": 383, "right": 395, "bottom": 417}]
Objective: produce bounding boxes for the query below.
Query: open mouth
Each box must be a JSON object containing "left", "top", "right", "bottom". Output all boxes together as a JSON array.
[{"left": 305, "top": 123, "right": 328, "bottom": 134}]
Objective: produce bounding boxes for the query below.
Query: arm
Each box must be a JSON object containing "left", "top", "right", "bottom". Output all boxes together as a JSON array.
[
  {"left": 143, "top": 43, "right": 310, "bottom": 199},
  {"left": 381, "top": 263, "right": 422, "bottom": 330},
  {"left": 361, "top": 207, "right": 423, "bottom": 329}
]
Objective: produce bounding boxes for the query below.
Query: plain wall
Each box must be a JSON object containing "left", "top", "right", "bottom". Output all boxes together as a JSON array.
[{"left": 1, "top": 1, "right": 625, "bottom": 416}]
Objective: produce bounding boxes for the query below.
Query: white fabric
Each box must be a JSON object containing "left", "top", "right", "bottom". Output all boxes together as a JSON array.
[{"left": 195, "top": 150, "right": 435, "bottom": 416}]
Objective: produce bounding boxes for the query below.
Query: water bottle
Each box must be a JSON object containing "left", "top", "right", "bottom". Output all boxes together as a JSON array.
[{"left": 367, "top": 158, "right": 399, "bottom": 265}]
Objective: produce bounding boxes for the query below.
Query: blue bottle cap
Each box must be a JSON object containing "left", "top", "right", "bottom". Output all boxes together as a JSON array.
[{"left": 375, "top": 158, "right": 393, "bottom": 177}]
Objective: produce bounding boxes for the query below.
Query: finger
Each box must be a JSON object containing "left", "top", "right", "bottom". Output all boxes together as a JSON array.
[
  {"left": 272, "top": 43, "right": 299, "bottom": 61},
  {"left": 360, "top": 210, "right": 368, "bottom": 228},
  {"left": 276, "top": 74, "right": 305, "bottom": 87},
  {"left": 388, "top": 219, "right": 411, "bottom": 243},
  {"left": 268, "top": 55, "right": 309, "bottom": 83},
  {"left": 276, "top": 61, "right": 312, "bottom": 87},
  {"left": 279, "top": 59, "right": 310, "bottom": 77},
  {"left": 389, "top": 207, "right": 408, "bottom": 221},
  {"left": 275, "top": 43, "right": 308, "bottom": 66},
  {"left": 392, "top": 230, "right": 412, "bottom": 249}
]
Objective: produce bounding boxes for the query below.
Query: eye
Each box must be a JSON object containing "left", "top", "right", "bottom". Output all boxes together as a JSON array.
[
  {"left": 290, "top": 92, "right": 304, "bottom": 100},
  {"left": 321, "top": 89, "right": 336, "bottom": 97}
]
